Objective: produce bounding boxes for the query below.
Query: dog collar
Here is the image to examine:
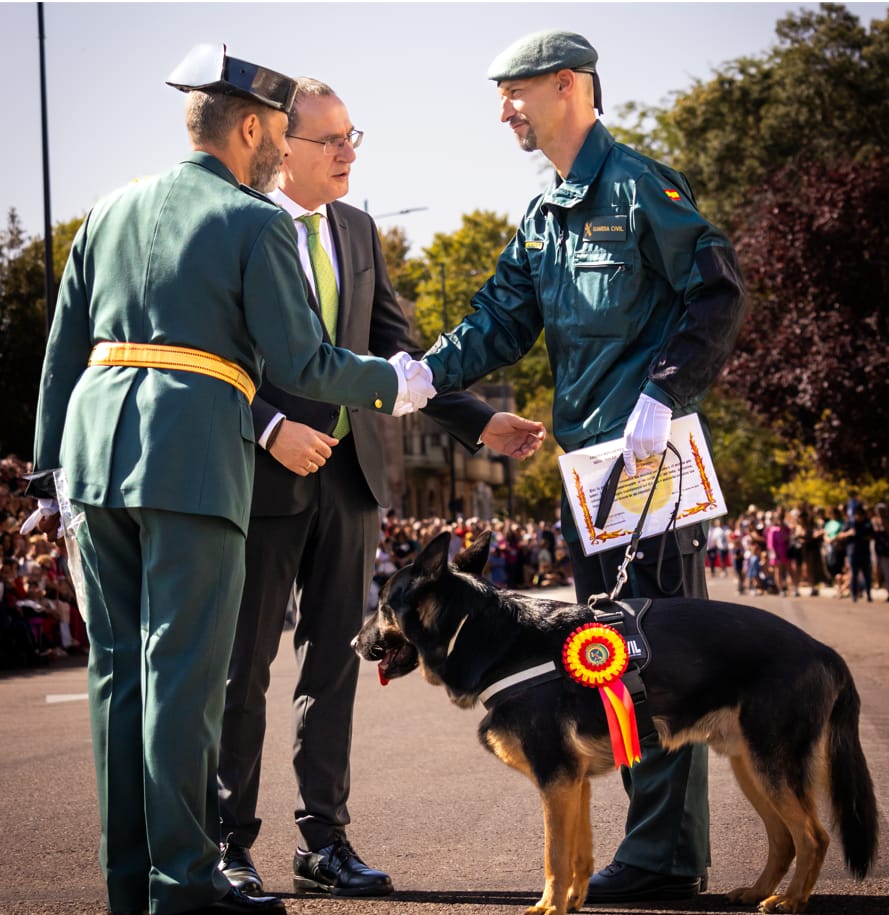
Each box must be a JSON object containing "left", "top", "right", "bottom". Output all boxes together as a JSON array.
[{"left": 478, "top": 660, "right": 562, "bottom": 709}]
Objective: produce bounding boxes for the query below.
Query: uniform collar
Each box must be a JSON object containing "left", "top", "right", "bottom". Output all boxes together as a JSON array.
[
  {"left": 183, "top": 151, "right": 242, "bottom": 188},
  {"left": 542, "top": 120, "right": 614, "bottom": 210}
]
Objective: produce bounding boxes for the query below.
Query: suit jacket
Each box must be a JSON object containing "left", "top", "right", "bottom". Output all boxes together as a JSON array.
[
  {"left": 251, "top": 199, "right": 494, "bottom": 516},
  {"left": 33, "top": 153, "right": 399, "bottom": 535}
]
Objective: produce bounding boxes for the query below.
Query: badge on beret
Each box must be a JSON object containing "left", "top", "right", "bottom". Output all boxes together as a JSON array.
[{"left": 664, "top": 188, "right": 682, "bottom": 201}]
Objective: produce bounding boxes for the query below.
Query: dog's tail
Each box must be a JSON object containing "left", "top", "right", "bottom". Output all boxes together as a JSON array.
[{"left": 827, "top": 661, "right": 879, "bottom": 878}]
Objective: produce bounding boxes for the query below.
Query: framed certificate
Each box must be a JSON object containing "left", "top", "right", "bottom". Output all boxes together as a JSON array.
[{"left": 558, "top": 413, "right": 727, "bottom": 557}]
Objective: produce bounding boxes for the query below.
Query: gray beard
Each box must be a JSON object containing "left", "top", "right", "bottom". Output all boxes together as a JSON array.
[{"left": 249, "top": 135, "right": 282, "bottom": 193}]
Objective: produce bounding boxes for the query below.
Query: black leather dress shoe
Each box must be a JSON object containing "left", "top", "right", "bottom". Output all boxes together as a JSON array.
[
  {"left": 189, "top": 887, "right": 285, "bottom": 913},
  {"left": 293, "top": 837, "right": 393, "bottom": 897},
  {"left": 219, "top": 834, "right": 263, "bottom": 895},
  {"left": 586, "top": 861, "right": 701, "bottom": 903}
]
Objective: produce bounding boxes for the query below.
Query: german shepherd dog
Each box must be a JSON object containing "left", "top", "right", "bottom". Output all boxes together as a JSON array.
[{"left": 353, "top": 530, "right": 878, "bottom": 915}]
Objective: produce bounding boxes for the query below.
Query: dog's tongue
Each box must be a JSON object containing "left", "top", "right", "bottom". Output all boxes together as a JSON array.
[{"left": 378, "top": 664, "right": 390, "bottom": 686}]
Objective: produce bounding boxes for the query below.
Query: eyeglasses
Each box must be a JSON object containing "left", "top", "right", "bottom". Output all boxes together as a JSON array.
[{"left": 285, "top": 128, "right": 364, "bottom": 155}]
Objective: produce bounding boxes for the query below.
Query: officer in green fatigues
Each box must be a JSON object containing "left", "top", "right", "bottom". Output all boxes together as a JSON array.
[
  {"left": 27, "top": 45, "right": 433, "bottom": 915},
  {"left": 423, "top": 31, "right": 745, "bottom": 903}
]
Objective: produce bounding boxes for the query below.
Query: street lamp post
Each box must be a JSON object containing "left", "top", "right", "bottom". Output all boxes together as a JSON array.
[
  {"left": 37, "top": 2, "right": 55, "bottom": 334},
  {"left": 437, "top": 262, "right": 458, "bottom": 516}
]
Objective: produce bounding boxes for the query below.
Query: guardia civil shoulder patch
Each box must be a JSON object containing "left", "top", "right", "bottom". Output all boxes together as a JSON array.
[{"left": 664, "top": 188, "right": 682, "bottom": 201}]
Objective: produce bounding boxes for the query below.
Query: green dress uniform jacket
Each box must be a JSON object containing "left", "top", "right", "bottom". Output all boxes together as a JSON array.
[
  {"left": 33, "top": 152, "right": 397, "bottom": 535},
  {"left": 425, "top": 121, "right": 745, "bottom": 880},
  {"left": 29, "top": 152, "right": 402, "bottom": 915}
]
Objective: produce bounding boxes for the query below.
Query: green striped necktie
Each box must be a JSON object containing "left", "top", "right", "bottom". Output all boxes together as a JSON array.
[{"left": 299, "top": 212, "right": 350, "bottom": 439}]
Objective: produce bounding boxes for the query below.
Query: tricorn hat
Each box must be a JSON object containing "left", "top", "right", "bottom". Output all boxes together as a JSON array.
[{"left": 166, "top": 43, "right": 296, "bottom": 113}]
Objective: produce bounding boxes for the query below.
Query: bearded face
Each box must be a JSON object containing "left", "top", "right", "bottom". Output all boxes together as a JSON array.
[{"left": 248, "top": 129, "right": 284, "bottom": 193}]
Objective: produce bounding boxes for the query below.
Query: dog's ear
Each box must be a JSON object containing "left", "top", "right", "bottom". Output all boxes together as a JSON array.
[
  {"left": 453, "top": 529, "right": 492, "bottom": 574},
  {"left": 414, "top": 530, "right": 452, "bottom": 581}
]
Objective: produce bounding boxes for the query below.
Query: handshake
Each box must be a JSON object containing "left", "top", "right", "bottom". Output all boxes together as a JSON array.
[{"left": 388, "top": 352, "right": 437, "bottom": 416}]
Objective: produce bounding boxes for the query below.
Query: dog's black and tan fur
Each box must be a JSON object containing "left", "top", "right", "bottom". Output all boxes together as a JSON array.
[{"left": 353, "top": 530, "right": 878, "bottom": 915}]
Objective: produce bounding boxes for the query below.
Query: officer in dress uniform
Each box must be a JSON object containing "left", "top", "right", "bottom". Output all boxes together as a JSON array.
[{"left": 26, "top": 44, "right": 433, "bottom": 915}]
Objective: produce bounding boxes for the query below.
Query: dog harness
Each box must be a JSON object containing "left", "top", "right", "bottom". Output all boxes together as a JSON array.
[{"left": 477, "top": 597, "right": 656, "bottom": 743}]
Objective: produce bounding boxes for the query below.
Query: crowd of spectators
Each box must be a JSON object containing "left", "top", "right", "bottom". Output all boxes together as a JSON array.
[
  {"left": 711, "top": 500, "right": 889, "bottom": 603},
  {"left": 0, "top": 454, "right": 89, "bottom": 669},
  {"left": 3, "top": 450, "right": 888, "bottom": 670},
  {"left": 368, "top": 511, "right": 573, "bottom": 610}
]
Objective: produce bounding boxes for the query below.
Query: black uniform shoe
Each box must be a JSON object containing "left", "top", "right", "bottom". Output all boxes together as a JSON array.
[
  {"left": 293, "top": 837, "right": 393, "bottom": 897},
  {"left": 219, "top": 834, "right": 263, "bottom": 896},
  {"left": 586, "top": 861, "right": 702, "bottom": 903},
  {"left": 190, "top": 887, "right": 286, "bottom": 913}
]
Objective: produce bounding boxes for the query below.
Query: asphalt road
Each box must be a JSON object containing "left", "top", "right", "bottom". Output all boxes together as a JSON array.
[{"left": 1, "top": 574, "right": 887, "bottom": 915}]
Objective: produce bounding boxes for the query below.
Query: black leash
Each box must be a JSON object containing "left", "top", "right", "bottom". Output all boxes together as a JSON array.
[{"left": 595, "top": 443, "right": 684, "bottom": 601}]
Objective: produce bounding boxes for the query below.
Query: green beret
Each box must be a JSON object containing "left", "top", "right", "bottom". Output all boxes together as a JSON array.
[{"left": 487, "top": 30, "right": 598, "bottom": 81}]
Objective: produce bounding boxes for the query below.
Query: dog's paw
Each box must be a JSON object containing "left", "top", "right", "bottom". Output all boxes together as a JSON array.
[
  {"left": 727, "top": 886, "right": 767, "bottom": 905},
  {"left": 757, "top": 894, "right": 809, "bottom": 913},
  {"left": 525, "top": 905, "right": 557, "bottom": 915}
]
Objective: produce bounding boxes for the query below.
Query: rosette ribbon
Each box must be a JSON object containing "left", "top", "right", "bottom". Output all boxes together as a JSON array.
[{"left": 562, "top": 622, "right": 642, "bottom": 768}]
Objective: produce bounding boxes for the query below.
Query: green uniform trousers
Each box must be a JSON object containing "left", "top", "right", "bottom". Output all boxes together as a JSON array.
[
  {"left": 566, "top": 515, "right": 711, "bottom": 877},
  {"left": 77, "top": 504, "right": 244, "bottom": 914}
]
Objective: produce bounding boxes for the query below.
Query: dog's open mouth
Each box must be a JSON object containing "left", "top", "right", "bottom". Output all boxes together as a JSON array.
[{"left": 378, "top": 643, "right": 419, "bottom": 685}]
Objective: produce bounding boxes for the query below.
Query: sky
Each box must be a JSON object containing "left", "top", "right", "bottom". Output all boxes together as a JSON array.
[{"left": 2, "top": 1, "right": 886, "bottom": 255}]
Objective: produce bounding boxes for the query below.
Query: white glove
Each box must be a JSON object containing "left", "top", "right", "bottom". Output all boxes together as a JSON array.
[
  {"left": 20, "top": 498, "right": 60, "bottom": 536},
  {"left": 621, "top": 393, "right": 672, "bottom": 477},
  {"left": 388, "top": 351, "right": 437, "bottom": 417}
]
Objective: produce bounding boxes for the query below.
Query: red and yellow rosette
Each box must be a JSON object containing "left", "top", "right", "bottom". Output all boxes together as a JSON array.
[{"left": 562, "top": 623, "right": 642, "bottom": 768}]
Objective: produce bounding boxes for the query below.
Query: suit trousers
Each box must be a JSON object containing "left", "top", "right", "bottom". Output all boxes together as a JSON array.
[
  {"left": 77, "top": 503, "right": 243, "bottom": 915},
  {"left": 218, "top": 435, "right": 379, "bottom": 851},
  {"left": 565, "top": 518, "right": 711, "bottom": 877}
]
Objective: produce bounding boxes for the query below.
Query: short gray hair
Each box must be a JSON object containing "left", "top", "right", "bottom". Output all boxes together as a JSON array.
[
  {"left": 185, "top": 90, "right": 270, "bottom": 146},
  {"left": 287, "top": 78, "right": 337, "bottom": 134}
]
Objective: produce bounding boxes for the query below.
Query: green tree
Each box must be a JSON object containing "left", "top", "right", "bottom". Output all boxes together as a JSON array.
[
  {"left": 377, "top": 224, "right": 423, "bottom": 302},
  {"left": 625, "top": 3, "right": 889, "bottom": 227},
  {"left": 609, "top": 4, "right": 889, "bottom": 490},
  {"left": 0, "top": 211, "right": 82, "bottom": 458},
  {"left": 412, "top": 210, "right": 551, "bottom": 412},
  {"left": 701, "top": 389, "right": 785, "bottom": 516},
  {"left": 512, "top": 386, "right": 562, "bottom": 521},
  {"left": 724, "top": 154, "right": 889, "bottom": 479}
]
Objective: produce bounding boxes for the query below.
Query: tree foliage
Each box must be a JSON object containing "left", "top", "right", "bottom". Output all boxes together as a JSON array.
[
  {"left": 610, "top": 3, "right": 889, "bottom": 492},
  {"left": 626, "top": 3, "right": 889, "bottom": 227},
  {"left": 724, "top": 154, "right": 889, "bottom": 479},
  {"left": 377, "top": 225, "right": 422, "bottom": 302},
  {"left": 512, "top": 385, "right": 563, "bottom": 521},
  {"left": 409, "top": 210, "right": 552, "bottom": 412},
  {"left": 0, "top": 210, "right": 82, "bottom": 458}
]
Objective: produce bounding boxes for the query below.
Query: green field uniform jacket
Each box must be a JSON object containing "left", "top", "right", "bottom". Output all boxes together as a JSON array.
[{"left": 425, "top": 121, "right": 745, "bottom": 454}]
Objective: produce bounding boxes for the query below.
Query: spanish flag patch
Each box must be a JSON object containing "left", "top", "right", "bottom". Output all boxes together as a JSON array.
[{"left": 664, "top": 188, "right": 682, "bottom": 201}]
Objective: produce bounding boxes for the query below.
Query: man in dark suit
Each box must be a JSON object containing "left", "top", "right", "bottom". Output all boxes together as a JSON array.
[{"left": 216, "top": 78, "right": 545, "bottom": 898}]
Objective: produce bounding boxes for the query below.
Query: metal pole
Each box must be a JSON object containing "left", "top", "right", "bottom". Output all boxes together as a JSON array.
[
  {"left": 439, "top": 262, "right": 457, "bottom": 515},
  {"left": 439, "top": 261, "right": 447, "bottom": 330},
  {"left": 37, "top": 2, "right": 55, "bottom": 334}
]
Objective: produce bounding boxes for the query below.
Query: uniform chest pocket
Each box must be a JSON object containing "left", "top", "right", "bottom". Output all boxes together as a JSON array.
[
  {"left": 568, "top": 242, "right": 644, "bottom": 339},
  {"left": 574, "top": 242, "right": 635, "bottom": 275}
]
